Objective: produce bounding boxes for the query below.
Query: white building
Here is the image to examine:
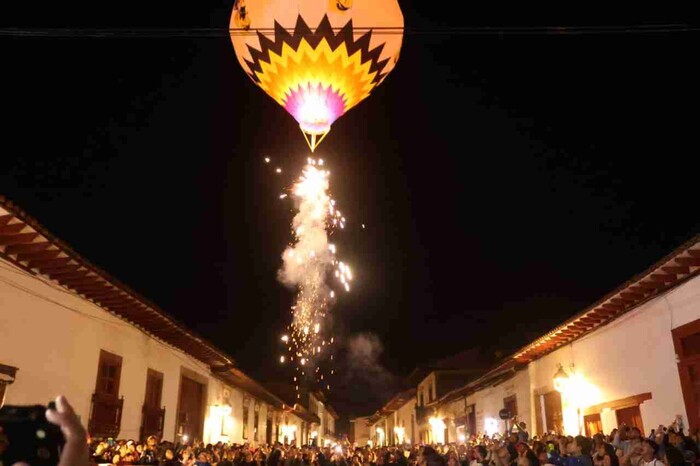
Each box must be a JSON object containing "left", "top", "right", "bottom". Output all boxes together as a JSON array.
[
  {"left": 430, "top": 235, "right": 700, "bottom": 439},
  {"left": 0, "top": 198, "right": 315, "bottom": 445},
  {"left": 350, "top": 416, "right": 371, "bottom": 446},
  {"left": 259, "top": 384, "right": 339, "bottom": 447},
  {"left": 365, "top": 388, "right": 417, "bottom": 446}
]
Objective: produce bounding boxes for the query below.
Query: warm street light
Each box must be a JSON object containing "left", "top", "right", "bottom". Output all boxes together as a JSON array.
[{"left": 553, "top": 364, "right": 570, "bottom": 393}]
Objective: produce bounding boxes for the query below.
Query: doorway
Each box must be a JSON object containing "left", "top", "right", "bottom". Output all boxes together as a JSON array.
[
  {"left": 176, "top": 375, "right": 205, "bottom": 442},
  {"left": 616, "top": 405, "right": 644, "bottom": 435},
  {"left": 673, "top": 318, "right": 700, "bottom": 431},
  {"left": 584, "top": 413, "right": 602, "bottom": 437}
]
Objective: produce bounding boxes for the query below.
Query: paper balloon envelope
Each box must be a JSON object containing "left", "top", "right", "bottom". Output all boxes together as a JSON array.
[{"left": 230, "top": 0, "right": 404, "bottom": 152}]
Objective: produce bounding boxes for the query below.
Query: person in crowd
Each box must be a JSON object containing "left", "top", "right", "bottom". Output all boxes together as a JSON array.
[
  {"left": 474, "top": 445, "right": 489, "bottom": 466},
  {"left": 513, "top": 420, "right": 530, "bottom": 445},
  {"left": 638, "top": 440, "right": 661, "bottom": 466},
  {"left": 613, "top": 426, "right": 642, "bottom": 461},
  {"left": 597, "top": 442, "right": 619, "bottom": 466}
]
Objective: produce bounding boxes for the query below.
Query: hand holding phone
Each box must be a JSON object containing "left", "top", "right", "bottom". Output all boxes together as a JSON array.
[
  {"left": 0, "top": 396, "right": 88, "bottom": 466},
  {"left": 0, "top": 402, "right": 65, "bottom": 466}
]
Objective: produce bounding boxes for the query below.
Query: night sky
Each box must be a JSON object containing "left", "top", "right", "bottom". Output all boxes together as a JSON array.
[{"left": 2, "top": 5, "right": 699, "bottom": 419}]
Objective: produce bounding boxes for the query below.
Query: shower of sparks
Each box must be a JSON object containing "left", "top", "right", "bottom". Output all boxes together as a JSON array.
[{"left": 276, "top": 157, "right": 351, "bottom": 394}]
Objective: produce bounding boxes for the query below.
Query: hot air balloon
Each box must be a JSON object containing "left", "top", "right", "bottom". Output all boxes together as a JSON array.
[{"left": 230, "top": 0, "right": 404, "bottom": 152}]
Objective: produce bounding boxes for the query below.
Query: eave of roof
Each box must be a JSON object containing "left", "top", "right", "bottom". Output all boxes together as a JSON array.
[
  {"left": 432, "top": 234, "right": 700, "bottom": 408},
  {"left": 0, "top": 196, "right": 288, "bottom": 414},
  {"left": 513, "top": 234, "right": 700, "bottom": 363}
]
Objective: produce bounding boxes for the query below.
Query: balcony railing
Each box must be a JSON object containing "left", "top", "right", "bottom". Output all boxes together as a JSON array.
[
  {"left": 140, "top": 405, "right": 166, "bottom": 440},
  {"left": 89, "top": 393, "right": 124, "bottom": 438}
]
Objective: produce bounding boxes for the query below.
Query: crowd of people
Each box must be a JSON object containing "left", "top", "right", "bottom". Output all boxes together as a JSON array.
[{"left": 87, "top": 419, "right": 698, "bottom": 466}]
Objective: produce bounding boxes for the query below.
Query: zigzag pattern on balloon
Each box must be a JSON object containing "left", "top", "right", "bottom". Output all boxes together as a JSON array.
[{"left": 242, "top": 15, "right": 391, "bottom": 129}]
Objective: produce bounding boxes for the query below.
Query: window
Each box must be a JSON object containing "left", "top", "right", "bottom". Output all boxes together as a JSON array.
[
  {"left": 419, "top": 393, "right": 424, "bottom": 407},
  {"left": 243, "top": 398, "right": 250, "bottom": 439},
  {"left": 140, "top": 369, "right": 165, "bottom": 440},
  {"left": 96, "top": 350, "right": 122, "bottom": 397},
  {"left": 503, "top": 395, "right": 518, "bottom": 418},
  {"left": 0, "top": 363, "right": 18, "bottom": 407},
  {"left": 90, "top": 351, "right": 124, "bottom": 438},
  {"left": 144, "top": 369, "right": 163, "bottom": 408}
]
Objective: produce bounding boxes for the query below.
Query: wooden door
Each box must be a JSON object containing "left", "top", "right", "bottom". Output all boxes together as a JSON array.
[
  {"left": 176, "top": 376, "right": 204, "bottom": 442},
  {"left": 535, "top": 395, "right": 545, "bottom": 436},
  {"left": 467, "top": 405, "right": 476, "bottom": 436},
  {"left": 673, "top": 318, "right": 700, "bottom": 431},
  {"left": 616, "top": 406, "right": 644, "bottom": 435},
  {"left": 266, "top": 417, "right": 273, "bottom": 444},
  {"left": 544, "top": 391, "right": 563, "bottom": 434},
  {"left": 584, "top": 413, "right": 603, "bottom": 437}
]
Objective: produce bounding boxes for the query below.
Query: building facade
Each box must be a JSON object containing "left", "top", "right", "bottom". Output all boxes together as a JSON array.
[
  {"left": 430, "top": 235, "right": 700, "bottom": 440},
  {"left": 0, "top": 199, "right": 314, "bottom": 445},
  {"left": 350, "top": 416, "right": 371, "bottom": 445},
  {"left": 364, "top": 235, "right": 700, "bottom": 444}
]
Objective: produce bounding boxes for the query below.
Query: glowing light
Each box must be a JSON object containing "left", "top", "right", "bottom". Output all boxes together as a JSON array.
[
  {"left": 264, "top": 157, "right": 271, "bottom": 163},
  {"left": 553, "top": 364, "right": 569, "bottom": 393},
  {"left": 300, "top": 358, "right": 306, "bottom": 365},
  {"left": 394, "top": 426, "right": 405, "bottom": 444},
  {"left": 314, "top": 323, "right": 320, "bottom": 333},
  {"left": 429, "top": 417, "right": 446, "bottom": 444},
  {"left": 362, "top": 224, "right": 365, "bottom": 229},
  {"left": 484, "top": 418, "right": 499, "bottom": 437},
  {"left": 335, "top": 445, "right": 343, "bottom": 454},
  {"left": 276, "top": 168, "right": 282, "bottom": 173},
  {"left": 281, "top": 335, "right": 289, "bottom": 343},
  {"left": 458, "top": 434, "right": 466, "bottom": 443},
  {"left": 280, "top": 424, "right": 298, "bottom": 439},
  {"left": 182, "top": 435, "right": 189, "bottom": 443},
  {"left": 280, "top": 356, "right": 285, "bottom": 363},
  {"left": 280, "top": 194, "right": 288, "bottom": 199}
]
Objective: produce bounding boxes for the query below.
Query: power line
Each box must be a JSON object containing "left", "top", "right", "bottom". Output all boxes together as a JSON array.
[{"left": 0, "top": 23, "right": 697, "bottom": 38}]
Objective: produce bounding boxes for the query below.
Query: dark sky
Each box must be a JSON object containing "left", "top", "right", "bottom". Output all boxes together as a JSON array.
[{"left": 2, "top": 5, "right": 699, "bottom": 418}]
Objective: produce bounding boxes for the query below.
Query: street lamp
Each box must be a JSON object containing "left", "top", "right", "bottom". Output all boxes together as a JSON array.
[{"left": 553, "top": 364, "right": 570, "bottom": 393}]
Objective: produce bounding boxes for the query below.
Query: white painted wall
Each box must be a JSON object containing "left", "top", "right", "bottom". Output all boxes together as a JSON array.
[
  {"left": 396, "top": 397, "right": 417, "bottom": 444},
  {"left": 528, "top": 275, "right": 700, "bottom": 436},
  {"left": 0, "top": 257, "right": 294, "bottom": 444},
  {"left": 351, "top": 417, "right": 370, "bottom": 445},
  {"left": 418, "top": 374, "right": 436, "bottom": 406},
  {"left": 465, "top": 368, "right": 531, "bottom": 437}
]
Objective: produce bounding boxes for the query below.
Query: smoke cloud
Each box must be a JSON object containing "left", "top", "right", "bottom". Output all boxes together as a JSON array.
[{"left": 336, "top": 333, "right": 399, "bottom": 416}]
